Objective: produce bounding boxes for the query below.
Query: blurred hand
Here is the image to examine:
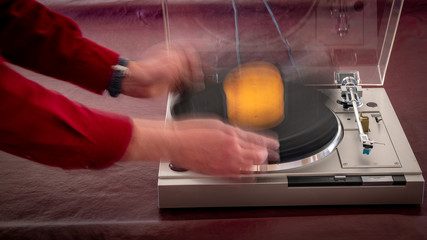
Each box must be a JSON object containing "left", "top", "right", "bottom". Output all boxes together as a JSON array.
[
  {"left": 121, "top": 42, "right": 204, "bottom": 98},
  {"left": 121, "top": 118, "right": 279, "bottom": 178}
]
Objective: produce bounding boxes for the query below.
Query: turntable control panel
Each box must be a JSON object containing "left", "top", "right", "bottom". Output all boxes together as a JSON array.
[{"left": 287, "top": 175, "right": 406, "bottom": 187}]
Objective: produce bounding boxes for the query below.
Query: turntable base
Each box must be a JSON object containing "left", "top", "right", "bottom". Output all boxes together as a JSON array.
[{"left": 158, "top": 88, "right": 424, "bottom": 208}]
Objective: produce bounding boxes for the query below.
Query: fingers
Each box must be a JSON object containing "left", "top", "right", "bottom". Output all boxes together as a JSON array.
[
  {"left": 133, "top": 42, "right": 204, "bottom": 95},
  {"left": 177, "top": 43, "right": 205, "bottom": 90},
  {"left": 171, "top": 118, "right": 280, "bottom": 168},
  {"left": 189, "top": 58, "right": 205, "bottom": 90},
  {"left": 170, "top": 118, "right": 224, "bottom": 130},
  {"left": 235, "top": 127, "right": 280, "bottom": 151},
  {"left": 267, "top": 148, "right": 281, "bottom": 164},
  {"left": 162, "top": 42, "right": 204, "bottom": 93},
  {"left": 227, "top": 126, "right": 280, "bottom": 175},
  {"left": 225, "top": 147, "right": 268, "bottom": 178},
  {"left": 239, "top": 147, "right": 268, "bottom": 166}
]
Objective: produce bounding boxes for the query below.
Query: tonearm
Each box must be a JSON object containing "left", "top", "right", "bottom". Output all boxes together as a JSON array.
[{"left": 335, "top": 71, "right": 375, "bottom": 155}]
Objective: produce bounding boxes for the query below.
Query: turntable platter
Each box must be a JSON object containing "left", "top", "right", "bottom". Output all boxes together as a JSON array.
[
  {"left": 273, "top": 82, "right": 341, "bottom": 163},
  {"left": 172, "top": 81, "right": 342, "bottom": 172}
]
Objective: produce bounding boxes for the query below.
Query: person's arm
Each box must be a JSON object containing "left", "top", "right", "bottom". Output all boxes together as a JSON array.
[
  {"left": 0, "top": 0, "right": 278, "bottom": 174},
  {"left": 0, "top": 0, "right": 118, "bottom": 94},
  {"left": 0, "top": 0, "right": 204, "bottom": 98},
  {"left": 122, "top": 118, "right": 280, "bottom": 177},
  {"left": 0, "top": 60, "right": 278, "bottom": 172},
  {"left": 0, "top": 61, "right": 132, "bottom": 169}
]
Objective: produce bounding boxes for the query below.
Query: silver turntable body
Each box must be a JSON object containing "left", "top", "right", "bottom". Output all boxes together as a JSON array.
[
  {"left": 158, "top": 84, "right": 424, "bottom": 208},
  {"left": 157, "top": 0, "right": 424, "bottom": 208}
]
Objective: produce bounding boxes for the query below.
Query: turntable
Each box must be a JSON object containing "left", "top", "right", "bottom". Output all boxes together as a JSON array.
[{"left": 158, "top": 0, "right": 424, "bottom": 208}]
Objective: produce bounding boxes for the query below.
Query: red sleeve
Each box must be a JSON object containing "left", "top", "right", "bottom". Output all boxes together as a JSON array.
[
  {"left": 0, "top": 0, "right": 119, "bottom": 94},
  {"left": 0, "top": 61, "right": 133, "bottom": 169}
]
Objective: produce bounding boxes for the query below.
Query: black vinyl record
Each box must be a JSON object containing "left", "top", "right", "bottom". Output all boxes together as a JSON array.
[
  {"left": 272, "top": 82, "right": 339, "bottom": 162},
  {"left": 172, "top": 81, "right": 339, "bottom": 164}
]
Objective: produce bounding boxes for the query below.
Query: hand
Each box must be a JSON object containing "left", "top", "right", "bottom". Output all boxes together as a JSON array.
[
  {"left": 121, "top": 118, "right": 280, "bottom": 178},
  {"left": 121, "top": 43, "right": 204, "bottom": 98}
]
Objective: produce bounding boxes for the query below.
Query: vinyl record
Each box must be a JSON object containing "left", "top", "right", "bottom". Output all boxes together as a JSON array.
[
  {"left": 171, "top": 80, "right": 342, "bottom": 168},
  {"left": 271, "top": 82, "right": 340, "bottom": 162}
]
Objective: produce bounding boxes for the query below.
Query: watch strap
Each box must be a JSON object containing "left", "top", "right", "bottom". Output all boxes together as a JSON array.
[{"left": 108, "top": 57, "right": 129, "bottom": 97}]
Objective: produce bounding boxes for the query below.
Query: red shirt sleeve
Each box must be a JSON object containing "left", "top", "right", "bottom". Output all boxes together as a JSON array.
[
  {"left": 0, "top": 61, "right": 133, "bottom": 169},
  {"left": 0, "top": 0, "right": 118, "bottom": 94},
  {"left": 0, "top": 0, "right": 134, "bottom": 169}
]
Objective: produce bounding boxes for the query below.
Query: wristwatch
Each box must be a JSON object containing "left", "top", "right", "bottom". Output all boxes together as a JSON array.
[{"left": 108, "top": 57, "right": 129, "bottom": 97}]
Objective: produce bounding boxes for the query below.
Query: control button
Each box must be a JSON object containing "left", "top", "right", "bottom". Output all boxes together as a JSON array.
[
  {"left": 334, "top": 175, "right": 346, "bottom": 180},
  {"left": 169, "top": 163, "right": 188, "bottom": 172}
]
